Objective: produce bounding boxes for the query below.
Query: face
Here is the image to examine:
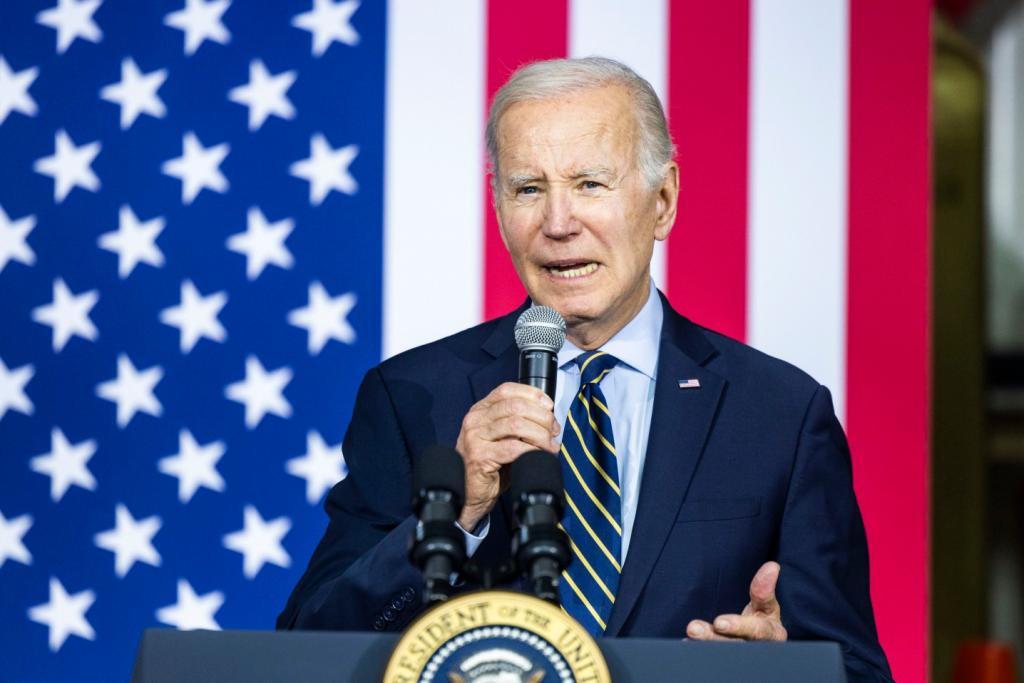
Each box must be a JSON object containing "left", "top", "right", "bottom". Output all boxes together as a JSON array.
[{"left": 493, "top": 84, "right": 679, "bottom": 348}]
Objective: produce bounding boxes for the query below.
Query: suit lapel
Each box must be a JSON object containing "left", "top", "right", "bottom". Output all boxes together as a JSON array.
[
  {"left": 468, "top": 305, "right": 526, "bottom": 544},
  {"left": 469, "top": 304, "right": 522, "bottom": 402},
  {"left": 605, "top": 300, "right": 726, "bottom": 635}
]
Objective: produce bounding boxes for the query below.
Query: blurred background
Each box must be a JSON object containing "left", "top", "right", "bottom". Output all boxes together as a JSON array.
[
  {"left": 933, "top": 1, "right": 1024, "bottom": 681},
  {"left": 0, "top": 1, "right": 1020, "bottom": 681}
]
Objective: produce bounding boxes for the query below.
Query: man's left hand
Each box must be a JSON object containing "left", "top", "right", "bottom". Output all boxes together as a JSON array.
[{"left": 685, "top": 561, "right": 788, "bottom": 641}]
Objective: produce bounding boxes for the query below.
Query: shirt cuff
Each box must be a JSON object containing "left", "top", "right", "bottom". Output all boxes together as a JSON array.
[{"left": 455, "top": 515, "right": 490, "bottom": 557}]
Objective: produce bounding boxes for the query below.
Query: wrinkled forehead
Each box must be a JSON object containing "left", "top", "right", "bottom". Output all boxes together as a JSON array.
[{"left": 495, "top": 85, "right": 639, "bottom": 177}]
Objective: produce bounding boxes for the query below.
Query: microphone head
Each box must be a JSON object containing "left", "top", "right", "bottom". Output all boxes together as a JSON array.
[
  {"left": 509, "top": 450, "right": 564, "bottom": 507},
  {"left": 514, "top": 306, "right": 566, "bottom": 353},
  {"left": 413, "top": 445, "right": 465, "bottom": 511}
]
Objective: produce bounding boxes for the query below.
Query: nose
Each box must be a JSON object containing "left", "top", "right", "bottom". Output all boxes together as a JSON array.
[{"left": 541, "top": 187, "right": 580, "bottom": 239}]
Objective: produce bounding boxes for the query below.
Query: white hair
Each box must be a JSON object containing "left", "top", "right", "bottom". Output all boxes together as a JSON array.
[{"left": 486, "top": 56, "right": 675, "bottom": 190}]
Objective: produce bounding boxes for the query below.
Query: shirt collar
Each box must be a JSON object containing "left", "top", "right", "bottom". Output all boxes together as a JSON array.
[{"left": 556, "top": 281, "right": 663, "bottom": 380}]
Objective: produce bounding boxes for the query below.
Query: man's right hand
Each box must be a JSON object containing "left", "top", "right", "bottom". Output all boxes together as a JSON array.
[{"left": 454, "top": 382, "right": 561, "bottom": 530}]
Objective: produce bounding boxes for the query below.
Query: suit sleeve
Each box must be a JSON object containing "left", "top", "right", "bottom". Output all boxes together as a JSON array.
[
  {"left": 775, "top": 385, "right": 895, "bottom": 682},
  {"left": 276, "top": 366, "right": 426, "bottom": 632}
]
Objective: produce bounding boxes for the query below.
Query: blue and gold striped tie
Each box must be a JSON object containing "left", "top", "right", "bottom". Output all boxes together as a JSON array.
[{"left": 558, "top": 350, "right": 621, "bottom": 636}]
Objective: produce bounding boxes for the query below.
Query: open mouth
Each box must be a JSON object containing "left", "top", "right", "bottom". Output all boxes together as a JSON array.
[{"left": 545, "top": 261, "right": 599, "bottom": 279}]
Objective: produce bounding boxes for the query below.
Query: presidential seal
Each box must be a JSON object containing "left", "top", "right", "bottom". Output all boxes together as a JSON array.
[{"left": 382, "top": 591, "right": 610, "bottom": 683}]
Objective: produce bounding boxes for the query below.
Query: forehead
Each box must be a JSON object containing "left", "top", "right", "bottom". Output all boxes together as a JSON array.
[{"left": 495, "top": 84, "right": 637, "bottom": 174}]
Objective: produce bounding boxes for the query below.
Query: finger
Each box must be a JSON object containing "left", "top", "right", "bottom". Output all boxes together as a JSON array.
[
  {"left": 464, "top": 385, "right": 557, "bottom": 436},
  {"left": 481, "top": 416, "right": 559, "bottom": 452},
  {"left": 493, "top": 397, "right": 561, "bottom": 435},
  {"left": 712, "top": 614, "right": 782, "bottom": 641},
  {"left": 461, "top": 406, "right": 557, "bottom": 450},
  {"left": 748, "top": 561, "right": 781, "bottom": 614},
  {"left": 488, "top": 382, "right": 555, "bottom": 410},
  {"left": 685, "top": 619, "right": 742, "bottom": 642}
]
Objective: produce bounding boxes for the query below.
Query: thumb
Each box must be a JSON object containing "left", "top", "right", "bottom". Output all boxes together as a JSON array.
[{"left": 749, "top": 561, "right": 781, "bottom": 613}]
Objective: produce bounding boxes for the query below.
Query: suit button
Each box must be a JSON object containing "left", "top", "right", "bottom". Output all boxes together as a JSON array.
[
  {"left": 383, "top": 607, "right": 396, "bottom": 621},
  {"left": 390, "top": 598, "right": 404, "bottom": 611},
  {"left": 403, "top": 586, "right": 416, "bottom": 602},
  {"left": 373, "top": 617, "right": 386, "bottom": 631}
]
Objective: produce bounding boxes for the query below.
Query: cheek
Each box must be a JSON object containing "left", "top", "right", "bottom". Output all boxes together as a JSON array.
[{"left": 497, "top": 212, "right": 531, "bottom": 253}]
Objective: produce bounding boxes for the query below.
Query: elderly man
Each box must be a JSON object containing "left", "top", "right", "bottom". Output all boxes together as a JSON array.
[{"left": 279, "top": 57, "right": 892, "bottom": 682}]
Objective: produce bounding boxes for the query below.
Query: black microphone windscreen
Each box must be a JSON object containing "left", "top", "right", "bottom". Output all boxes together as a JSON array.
[
  {"left": 413, "top": 445, "right": 465, "bottom": 506},
  {"left": 509, "top": 450, "right": 563, "bottom": 502}
]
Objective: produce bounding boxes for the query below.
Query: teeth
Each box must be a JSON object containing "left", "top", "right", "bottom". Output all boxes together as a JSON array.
[{"left": 548, "top": 262, "right": 598, "bottom": 279}]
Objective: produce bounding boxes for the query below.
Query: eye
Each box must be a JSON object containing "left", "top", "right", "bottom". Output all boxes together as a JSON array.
[
  {"left": 580, "top": 180, "right": 602, "bottom": 190},
  {"left": 516, "top": 186, "right": 539, "bottom": 196}
]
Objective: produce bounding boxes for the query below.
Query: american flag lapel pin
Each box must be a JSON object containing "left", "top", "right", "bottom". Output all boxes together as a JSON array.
[{"left": 678, "top": 378, "right": 701, "bottom": 389}]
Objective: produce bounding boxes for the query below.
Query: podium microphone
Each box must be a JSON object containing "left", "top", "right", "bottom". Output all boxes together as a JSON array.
[
  {"left": 410, "top": 445, "right": 467, "bottom": 605},
  {"left": 514, "top": 305, "right": 566, "bottom": 401},
  {"left": 510, "top": 450, "right": 570, "bottom": 603}
]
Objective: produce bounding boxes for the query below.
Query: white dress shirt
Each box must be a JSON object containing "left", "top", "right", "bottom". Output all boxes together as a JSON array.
[{"left": 463, "top": 282, "right": 663, "bottom": 561}]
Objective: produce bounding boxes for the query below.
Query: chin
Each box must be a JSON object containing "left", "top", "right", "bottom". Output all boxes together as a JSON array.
[{"left": 544, "top": 297, "right": 602, "bottom": 328}]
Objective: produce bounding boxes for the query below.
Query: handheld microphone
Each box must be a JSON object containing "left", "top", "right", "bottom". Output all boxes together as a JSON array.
[
  {"left": 509, "top": 450, "right": 570, "bottom": 603},
  {"left": 410, "top": 445, "right": 467, "bottom": 605},
  {"left": 514, "top": 305, "right": 566, "bottom": 401}
]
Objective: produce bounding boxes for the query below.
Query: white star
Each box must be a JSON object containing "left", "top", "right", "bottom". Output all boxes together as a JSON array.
[
  {"left": 100, "top": 57, "right": 167, "bottom": 129},
  {"left": 292, "top": 0, "right": 360, "bottom": 56},
  {"left": 286, "top": 431, "right": 347, "bottom": 504},
  {"left": 94, "top": 503, "right": 161, "bottom": 578},
  {"left": 31, "top": 278, "right": 99, "bottom": 352},
  {"left": 226, "top": 207, "right": 293, "bottom": 280},
  {"left": 156, "top": 579, "right": 223, "bottom": 630},
  {"left": 33, "top": 129, "right": 101, "bottom": 203},
  {"left": 287, "top": 282, "right": 356, "bottom": 354},
  {"left": 0, "top": 204, "right": 36, "bottom": 274},
  {"left": 164, "top": 0, "right": 231, "bottom": 56},
  {"left": 98, "top": 205, "right": 165, "bottom": 278},
  {"left": 224, "top": 356, "right": 292, "bottom": 429},
  {"left": 223, "top": 505, "right": 291, "bottom": 579},
  {"left": 30, "top": 428, "right": 96, "bottom": 502},
  {"left": 0, "top": 356, "right": 34, "bottom": 422},
  {"left": 36, "top": 0, "right": 103, "bottom": 54},
  {"left": 28, "top": 578, "right": 95, "bottom": 652},
  {"left": 95, "top": 354, "right": 163, "bottom": 428},
  {"left": 159, "top": 280, "right": 227, "bottom": 353},
  {"left": 0, "top": 510, "right": 33, "bottom": 568},
  {"left": 0, "top": 56, "right": 39, "bottom": 124},
  {"left": 158, "top": 430, "right": 226, "bottom": 503},
  {"left": 228, "top": 59, "right": 296, "bottom": 131},
  {"left": 161, "top": 132, "right": 229, "bottom": 204},
  {"left": 290, "top": 133, "right": 358, "bottom": 205}
]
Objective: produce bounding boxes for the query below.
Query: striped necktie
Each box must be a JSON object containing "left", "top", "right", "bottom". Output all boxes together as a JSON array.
[{"left": 558, "top": 350, "right": 621, "bottom": 636}]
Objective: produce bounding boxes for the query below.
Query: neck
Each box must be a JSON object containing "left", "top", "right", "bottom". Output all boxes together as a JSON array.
[{"left": 564, "top": 279, "right": 651, "bottom": 350}]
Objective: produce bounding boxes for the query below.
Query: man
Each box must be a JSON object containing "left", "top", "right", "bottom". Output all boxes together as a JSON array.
[{"left": 279, "top": 57, "right": 893, "bottom": 682}]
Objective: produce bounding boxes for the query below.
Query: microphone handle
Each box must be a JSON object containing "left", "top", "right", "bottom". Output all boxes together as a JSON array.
[{"left": 519, "top": 349, "right": 558, "bottom": 401}]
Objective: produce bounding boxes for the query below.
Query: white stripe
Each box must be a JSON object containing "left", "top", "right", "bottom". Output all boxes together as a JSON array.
[
  {"left": 383, "top": 0, "right": 484, "bottom": 359},
  {"left": 747, "top": 0, "right": 848, "bottom": 420},
  {"left": 988, "top": 4, "right": 1024, "bottom": 351},
  {"left": 569, "top": 0, "right": 669, "bottom": 293}
]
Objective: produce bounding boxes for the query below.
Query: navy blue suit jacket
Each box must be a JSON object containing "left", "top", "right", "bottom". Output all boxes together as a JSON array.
[{"left": 278, "top": 295, "right": 893, "bottom": 682}]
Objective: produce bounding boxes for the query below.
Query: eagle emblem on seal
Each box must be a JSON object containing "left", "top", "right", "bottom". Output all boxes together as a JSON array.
[{"left": 447, "top": 648, "right": 546, "bottom": 683}]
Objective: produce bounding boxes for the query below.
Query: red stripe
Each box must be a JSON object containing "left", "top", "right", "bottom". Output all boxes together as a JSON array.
[
  {"left": 665, "top": 0, "right": 750, "bottom": 341},
  {"left": 483, "top": 1, "right": 569, "bottom": 320},
  {"left": 847, "top": 3, "right": 931, "bottom": 681}
]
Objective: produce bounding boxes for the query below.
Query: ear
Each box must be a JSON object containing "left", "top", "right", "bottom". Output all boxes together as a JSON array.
[{"left": 653, "top": 161, "right": 680, "bottom": 242}]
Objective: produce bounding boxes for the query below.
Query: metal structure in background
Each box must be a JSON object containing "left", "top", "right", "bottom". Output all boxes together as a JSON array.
[{"left": 931, "top": 14, "right": 987, "bottom": 683}]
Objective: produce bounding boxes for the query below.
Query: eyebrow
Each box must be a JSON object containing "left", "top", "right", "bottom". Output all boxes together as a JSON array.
[
  {"left": 506, "top": 174, "right": 541, "bottom": 188},
  {"left": 570, "top": 167, "right": 614, "bottom": 179},
  {"left": 505, "top": 167, "right": 615, "bottom": 187}
]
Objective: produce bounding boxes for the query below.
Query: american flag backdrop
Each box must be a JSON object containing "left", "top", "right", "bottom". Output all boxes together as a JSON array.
[{"left": 0, "top": 1, "right": 930, "bottom": 682}]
